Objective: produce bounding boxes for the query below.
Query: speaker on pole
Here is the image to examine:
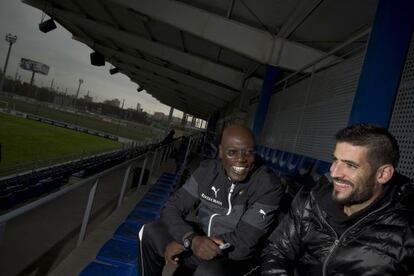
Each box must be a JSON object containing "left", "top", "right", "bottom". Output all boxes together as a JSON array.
[
  {"left": 90, "top": 51, "right": 105, "bottom": 66},
  {"left": 109, "top": 67, "right": 120, "bottom": 75},
  {"left": 39, "top": 19, "right": 57, "bottom": 33}
]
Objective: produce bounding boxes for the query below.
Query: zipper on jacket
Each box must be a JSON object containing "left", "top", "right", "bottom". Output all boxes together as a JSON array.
[
  {"left": 312, "top": 190, "right": 393, "bottom": 276},
  {"left": 207, "top": 182, "right": 236, "bottom": 237},
  {"left": 322, "top": 239, "right": 339, "bottom": 276},
  {"left": 311, "top": 192, "right": 340, "bottom": 276},
  {"left": 226, "top": 183, "right": 235, "bottom": 215}
]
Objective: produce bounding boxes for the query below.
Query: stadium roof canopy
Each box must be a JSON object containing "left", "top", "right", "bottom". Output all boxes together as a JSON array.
[{"left": 23, "top": 0, "right": 378, "bottom": 119}]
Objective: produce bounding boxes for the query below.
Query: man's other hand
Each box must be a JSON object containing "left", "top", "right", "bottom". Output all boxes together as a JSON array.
[
  {"left": 192, "top": 236, "right": 222, "bottom": 260},
  {"left": 164, "top": 241, "right": 185, "bottom": 265}
]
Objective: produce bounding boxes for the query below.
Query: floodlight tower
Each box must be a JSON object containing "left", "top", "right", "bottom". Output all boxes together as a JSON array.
[
  {"left": 76, "top": 78, "right": 84, "bottom": 99},
  {"left": 0, "top": 33, "right": 18, "bottom": 92}
]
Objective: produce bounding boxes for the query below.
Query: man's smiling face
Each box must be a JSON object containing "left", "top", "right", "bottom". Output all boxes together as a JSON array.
[
  {"left": 219, "top": 126, "right": 256, "bottom": 182},
  {"left": 330, "top": 142, "right": 380, "bottom": 207}
]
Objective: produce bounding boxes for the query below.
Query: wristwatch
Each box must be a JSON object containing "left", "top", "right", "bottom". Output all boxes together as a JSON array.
[{"left": 183, "top": 233, "right": 198, "bottom": 250}]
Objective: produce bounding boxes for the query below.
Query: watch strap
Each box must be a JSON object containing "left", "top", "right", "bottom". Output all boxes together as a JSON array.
[{"left": 183, "top": 232, "right": 198, "bottom": 249}]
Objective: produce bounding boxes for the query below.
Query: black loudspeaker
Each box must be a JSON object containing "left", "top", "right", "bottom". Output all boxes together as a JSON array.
[
  {"left": 90, "top": 51, "right": 105, "bottom": 66},
  {"left": 39, "top": 19, "right": 57, "bottom": 33},
  {"left": 109, "top": 67, "right": 120, "bottom": 75}
]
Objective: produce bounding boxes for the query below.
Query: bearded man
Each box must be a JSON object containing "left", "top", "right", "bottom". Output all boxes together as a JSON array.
[
  {"left": 140, "top": 125, "right": 283, "bottom": 276},
  {"left": 261, "top": 124, "right": 414, "bottom": 276}
]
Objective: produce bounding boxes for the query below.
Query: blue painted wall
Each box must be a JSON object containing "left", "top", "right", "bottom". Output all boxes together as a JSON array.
[
  {"left": 349, "top": 0, "right": 414, "bottom": 127},
  {"left": 253, "top": 65, "right": 279, "bottom": 140}
]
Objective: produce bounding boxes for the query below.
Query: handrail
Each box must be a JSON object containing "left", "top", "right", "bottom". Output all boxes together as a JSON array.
[
  {"left": 0, "top": 133, "right": 203, "bottom": 224},
  {"left": 0, "top": 152, "right": 146, "bottom": 224},
  {"left": 0, "top": 132, "right": 204, "bottom": 247},
  {"left": 0, "top": 148, "right": 123, "bottom": 181}
]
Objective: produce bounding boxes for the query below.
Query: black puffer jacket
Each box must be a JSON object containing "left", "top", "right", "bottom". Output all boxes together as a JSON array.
[
  {"left": 161, "top": 159, "right": 284, "bottom": 260},
  {"left": 261, "top": 174, "right": 414, "bottom": 276}
]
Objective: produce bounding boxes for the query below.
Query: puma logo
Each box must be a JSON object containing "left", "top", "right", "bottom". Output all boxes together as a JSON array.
[
  {"left": 211, "top": 186, "right": 220, "bottom": 198},
  {"left": 259, "top": 209, "right": 266, "bottom": 220}
]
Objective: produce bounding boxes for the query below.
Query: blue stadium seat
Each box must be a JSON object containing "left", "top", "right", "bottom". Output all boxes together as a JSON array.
[
  {"left": 155, "top": 179, "right": 176, "bottom": 186},
  {"left": 310, "top": 160, "right": 331, "bottom": 183},
  {"left": 80, "top": 172, "right": 177, "bottom": 276},
  {"left": 113, "top": 222, "right": 144, "bottom": 243},
  {"left": 158, "top": 175, "right": 177, "bottom": 182},
  {"left": 271, "top": 152, "right": 290, "bottom": 177},
  {"left": 41, "top": 177, "right": 62, "bottom": 193},
  {"left": 297, "top": 157, "right": 316, "bottom": 177},
  {"left": 14, "top": 186, "right": 30, "bottom": 203},
  {"left": 96, "top": 239, "right": 139, "bottom": 268},
  {"left": 286, "top": 154, "right": 302, "bottom": 173},
  {"left": 160, "top": 172, "right": 177, "bottom": 178},
  {"left": 80, "top": 261, "right": 138, "bottom": 276},
  {"left": 28, "top": 182, "right": 44, "bottom": 198},
  {"left": 0, "top": 193, "right": 16, "bottom": 210},
  {"left": 140, "top": 193, "right": 170, "bottom": 204},
  {"left": 135, "top": 200, "right": 164, "bottom": 210},
  {"left": 264, "top": 147, "right": 272, "bottom": 163},
  {"left": 148, "top": 186, "right": 173, "bottom": 195},
  {"left": 131, "top": 205, "right": 162, "bottom": 217},
  {"left": 147, "top": 188, "right": 171, "bottom": 198},
  {"left": 137, "top": 198, "right": 164, "bottom": 209},
  {"left": 299, "top": 160, "right": 331, "bottom": 187},
  {"left": 282, "top": 156, "right": 315, "bottom": 195},
  {"left": 271, "top": 150, "right": 282, "bottom": 165},
  {"left": 126, "top": 209, "right": 160, "bottom": 224}
]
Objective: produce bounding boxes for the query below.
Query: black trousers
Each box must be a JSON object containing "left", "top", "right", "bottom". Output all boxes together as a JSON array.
[{"left": 139, "top": 220, "right": 255, "bottom": 276}]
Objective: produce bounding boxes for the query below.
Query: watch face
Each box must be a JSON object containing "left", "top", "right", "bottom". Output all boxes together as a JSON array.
[{"left": 184, "top": 238, "right": 191, "bottom": 249}]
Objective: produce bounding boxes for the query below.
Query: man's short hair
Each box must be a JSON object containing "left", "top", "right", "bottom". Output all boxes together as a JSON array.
[{"left": 335, "top": 124, "right": 400, "bottom": 168}]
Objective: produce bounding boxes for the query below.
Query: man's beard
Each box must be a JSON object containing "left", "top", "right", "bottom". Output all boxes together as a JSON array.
[{"left": 332, "top": 173, "right": 376, "bottom": 206}]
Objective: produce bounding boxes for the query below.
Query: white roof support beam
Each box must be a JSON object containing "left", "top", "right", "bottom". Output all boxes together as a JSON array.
[
  {"left": 74, "top": 37, "right": 238, "bottom": 102},
  {"left": 24, "top": 0, "right": 254, "bottom": 90},
  {"left": 139, "top": 82, "right": 214, "bottom": 116},
  {"left": 117, "top": 62, "right": 227, "bottom": 107},
  {"left": 111, "top": 0, "right": 340, "bottom": 70}
]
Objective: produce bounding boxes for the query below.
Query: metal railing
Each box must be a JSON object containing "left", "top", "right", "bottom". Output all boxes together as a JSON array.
[
  {"left": 0, "top": 132, "right": 206, "bottom": 248},
  {"left": 0, "top": 147, "right": 123, "bottom": 180},
  {"left": 0, "top": 138, "right": 181, "bottom": 246}
]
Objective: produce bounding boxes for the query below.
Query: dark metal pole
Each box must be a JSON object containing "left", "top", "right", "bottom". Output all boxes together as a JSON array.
[{"left": 0, "top": 34, "right": 17, "bottom": 92}]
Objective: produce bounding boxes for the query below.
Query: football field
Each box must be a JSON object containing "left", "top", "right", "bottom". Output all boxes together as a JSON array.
[
  {"left": 0, "top": 113, "right": 122, "bottom": 176},
  {"left": 0, "top": 95, "right": 161, "bottom": 141}
]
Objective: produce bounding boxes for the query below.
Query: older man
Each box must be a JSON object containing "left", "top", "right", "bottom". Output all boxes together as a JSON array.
[
  {"left": 140, "top": 125, "right": 284, "bottom": 276},
  {"left": 261, "top": 124, "right": 414, "bottom": 276}
]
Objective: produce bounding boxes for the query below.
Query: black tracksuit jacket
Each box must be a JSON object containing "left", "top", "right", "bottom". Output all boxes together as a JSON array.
[
  {"left": 160, "top": 159, "right": 284, "bottom": 260},
  {"left": 261, "top": 174, "right": 414, "bottom": 276}
]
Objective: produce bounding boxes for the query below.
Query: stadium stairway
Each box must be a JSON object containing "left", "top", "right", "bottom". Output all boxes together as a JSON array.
[
  {"left": 48, "top": 148, "right": 201, "bottom": 276},
  {"left": 79, "top": 172, "right": 178, "bottom": 276}
]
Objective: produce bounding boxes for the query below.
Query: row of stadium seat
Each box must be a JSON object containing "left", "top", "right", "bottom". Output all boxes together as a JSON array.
[
  {"left": 0, "top": 150, "right": 130, "bottom": 211},
  {"left": 0, "top": 138, "right": 174, "bottom": 212},
  {"left": 79, "top": 172, "right": 178, "bottom": 276},
  {"left": 0, "top": 176, "right": 64, "bottom": 210},
  {"left": 257, "top": 146, "right": 331, "bottom": 196}
]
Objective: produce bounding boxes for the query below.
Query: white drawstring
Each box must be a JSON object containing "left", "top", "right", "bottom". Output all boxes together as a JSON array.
[{"left": 207, "top": 183, "right": 235, "bottom": 236}]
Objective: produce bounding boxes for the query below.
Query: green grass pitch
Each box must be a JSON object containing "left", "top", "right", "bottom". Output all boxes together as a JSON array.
[{"left": 0, "top": 113, "right": 122, "bottom": 176}]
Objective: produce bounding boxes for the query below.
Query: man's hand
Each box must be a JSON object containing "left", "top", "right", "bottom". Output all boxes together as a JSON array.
[
  {"left": 164, "top": 241, "right": 185, "bottom": 265},
  {"left": 191, "top": 235, "right": 222, "bottom": 260},
  {"left": 210, "top": 236, "right": 225, "bottom": 246}
]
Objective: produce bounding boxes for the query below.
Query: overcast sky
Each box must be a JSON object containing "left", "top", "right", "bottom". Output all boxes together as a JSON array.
[{"left": 0, "top": 0, "right": 183, "bottom": 116}]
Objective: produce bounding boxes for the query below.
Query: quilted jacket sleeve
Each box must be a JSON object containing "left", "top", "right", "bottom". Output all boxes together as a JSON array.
[
  {"left": 261, "top": 190, "right": 309, "bottom": 276},
  {"left": 160, "top": 167, "right": 202, "bottom": 242}
]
